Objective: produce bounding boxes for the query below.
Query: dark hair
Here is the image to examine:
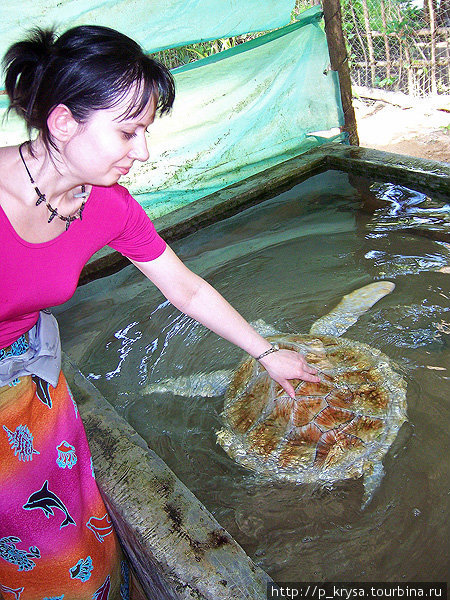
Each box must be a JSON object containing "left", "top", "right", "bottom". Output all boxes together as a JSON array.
[{"left": 3, "top": 25, "right": 175, "bottom": 151}]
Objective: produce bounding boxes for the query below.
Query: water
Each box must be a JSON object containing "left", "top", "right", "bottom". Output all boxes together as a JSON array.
[{"left": 56, "top": 169, "right": 449, "bottom": 582}]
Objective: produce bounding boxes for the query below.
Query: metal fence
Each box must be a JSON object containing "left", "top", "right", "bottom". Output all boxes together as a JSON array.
[
  {"left": 339, "top": 0, "right": 450, "bottom": 96},
  {"left": 294, "top": 0, "right": 450, "bottom": 96}
]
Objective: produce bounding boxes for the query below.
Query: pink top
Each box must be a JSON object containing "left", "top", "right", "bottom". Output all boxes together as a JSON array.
[{"left": 0, "top": 184, "right": 166, "bottom": 347}]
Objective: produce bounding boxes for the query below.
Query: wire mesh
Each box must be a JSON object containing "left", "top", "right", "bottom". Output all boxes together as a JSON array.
[
  {"left": 343, "top": 0, "right": 449, "bottom": 95},
  {"left": 298, "top": 0, "right": 449, "bottom": 96}
]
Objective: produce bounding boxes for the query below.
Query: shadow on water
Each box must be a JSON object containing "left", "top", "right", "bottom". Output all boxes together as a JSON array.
[{"left": 56, "top": 169, "right": 449, "bottom": 582}]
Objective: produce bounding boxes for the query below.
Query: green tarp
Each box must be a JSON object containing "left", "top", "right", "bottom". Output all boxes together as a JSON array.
[
  {"left": 0, "top": 0, "right": 296, "bottom": 62},
  {"left": 0, "top": 5, "right": 344, "bottom": 217},
  {"left": 121, "top": 7, "right": 345, "bottom": 216}
]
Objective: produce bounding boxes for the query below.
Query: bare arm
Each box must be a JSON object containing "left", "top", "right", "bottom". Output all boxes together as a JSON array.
[{"left": 131, "top": 245, "right": 319, "bottom": 397}]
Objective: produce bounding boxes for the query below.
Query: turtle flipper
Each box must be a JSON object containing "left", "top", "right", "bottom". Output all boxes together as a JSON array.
[
  {"left": 361, "top": 461, "right": 385, "bottom": 508},
  {"left": 143, "top": 369, "right": 232, "bottom": 397},
  {"left": 250, "top": 319, "right": 281, "bottom": 337},
  {"left": 309, "top": 281, "right": 395, "bottom": 338}
]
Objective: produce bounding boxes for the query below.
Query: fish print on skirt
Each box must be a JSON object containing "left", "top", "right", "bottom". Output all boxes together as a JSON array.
[
  {"left": 86, "top": 514, "right": 114, "bottom": 543},
  {"left": 3, "top": 424, "right": 39, "bottom": 462},
  {"left": 0, "top": 584, "right": 25, "bottom": 599},
  {"left": 0, "top": 372, "right": 125, "bottom": 598},
  {"left": 0, "top": 536, "right": 40, "bottom": 572},
  {"left": 22, "top": 480, "right": 76, "bottom": 529}
]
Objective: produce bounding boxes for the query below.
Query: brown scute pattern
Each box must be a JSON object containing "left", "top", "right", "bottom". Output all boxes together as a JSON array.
[
  {"left": 304, "top": 352, "right": 332, "bottom": 369},
  {"left": 279, "top": 424, "right": 322, "bottom": 467},
  {"left": 314, "top": 406, "right": 354, "bottom": 431},
  {"left": 342, "top": 416, "right": 384, "bottom": 441},
  {"left": 326, "top": 387, "right": 354, "bottom": 410},
  {"left": 352, "top": 384, "right": 390, "bottom": 412},
  {"left": 248, "top": 403, "right": 292, "bottom": 457},
  {"left": 295, "top": 379, "right": 333, "bottom": 397},
  {"left": 319, "top": 372, "right": 336, "bottom": 385},
  {"left": 292, "top": 397, "right": 327, "bottom": 427},
  {"left": 334, "top": 368, "right": 381, "bottom": 387},
  {"left": 304, "top": 352, "right": 325, "bottom": 363},
  {"left": 314, "top": 429, "right": 364, "bottom": 468},
  {"left": 226, "top": 358, "right": 255, "bottom": 399},
  {"left": 219, "top": 333, "right": 405, "bottom": 477},
  {"left": 226, "top": 374, "right": 270, "bottom": 434},
  {"left": 325, "top": 346, "right": 372, "bottom": 370},
  {"left": 292, "top": 423, "right": 323, "bottom": 445}
]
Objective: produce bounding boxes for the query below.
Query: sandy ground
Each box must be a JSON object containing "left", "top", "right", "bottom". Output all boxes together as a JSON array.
[{"left": 353, "top": 88, "right": 450, "bottom": 164}]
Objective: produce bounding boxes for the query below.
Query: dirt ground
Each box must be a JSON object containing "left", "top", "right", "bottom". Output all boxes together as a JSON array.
[{"left": 353, "top": 88, "right": 450, "bottom": 164}]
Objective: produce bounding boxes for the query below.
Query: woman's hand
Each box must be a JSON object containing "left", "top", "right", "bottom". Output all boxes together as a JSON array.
[{"left": 258, "top": 348, "right": 320, "bottom": 399}]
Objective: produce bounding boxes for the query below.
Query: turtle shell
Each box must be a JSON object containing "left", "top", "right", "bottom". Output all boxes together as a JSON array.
[{"left": 216, "top": 334, "right": 407, "bottom": 484}]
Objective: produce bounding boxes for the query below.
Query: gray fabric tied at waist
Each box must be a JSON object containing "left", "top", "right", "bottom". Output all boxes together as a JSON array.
[{"left": 0, "top": 310, "right": 61, "bottom": 388}]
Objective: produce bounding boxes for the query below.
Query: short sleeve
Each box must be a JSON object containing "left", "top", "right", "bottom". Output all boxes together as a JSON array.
[{"left": 107, "top": 186, "right": 166, "bottom": 262}]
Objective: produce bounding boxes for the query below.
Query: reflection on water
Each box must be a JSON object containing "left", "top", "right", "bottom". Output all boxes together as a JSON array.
[
  {"left": 56, "top": 170, "right": 449, "bottom": 582},
  {"left": 367, "top": 182, "right": 450, "bottom": 237}
]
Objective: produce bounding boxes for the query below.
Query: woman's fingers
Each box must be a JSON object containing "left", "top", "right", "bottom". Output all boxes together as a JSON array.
[
  {"left": 280, "top": 380, "right": 296, "bottom": 399},
  {"left": 299, "top": 361, "right": 321, "bottom": 381},
  {"left": 259, "top": 349, "right": 321, "bottom": 396}
]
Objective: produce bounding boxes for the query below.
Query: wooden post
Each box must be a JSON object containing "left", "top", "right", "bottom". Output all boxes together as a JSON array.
[
  {"left": 404, "top": 43, "right": 416, "bottom": 95},
  {"left": 447, "top": 30, "right": 450, "bottom": 90},
  {"left": 380, "top": 0, "right": 392, "bottom": 82},
  {"left": 396, "top": 5, "right": 405, "bottom": 92},
  {"left": 322, "top": 0, "right": 360, "bottom": 145},
  {"left": 349, "top": 0, "right": 369, "bottom": 86},
  {"left": 361, "top": 0, "right": 376, "bottom": 86},
  {"left": 428, "top": 0, "right": 438, "bottom": 94}
]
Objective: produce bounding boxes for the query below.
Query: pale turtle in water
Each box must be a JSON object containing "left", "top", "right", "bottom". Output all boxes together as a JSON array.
[{"left": 144, "top": 281, "right": 407, "bottom": 506}]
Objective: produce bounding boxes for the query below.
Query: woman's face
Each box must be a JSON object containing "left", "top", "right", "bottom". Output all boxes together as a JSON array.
[{"left": 63, "top": 91, "right": 157, "bottom": 187}]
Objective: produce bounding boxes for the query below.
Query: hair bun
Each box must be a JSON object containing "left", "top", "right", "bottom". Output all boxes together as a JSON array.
[
  {"left": 2, "top": 27, "right": 57, "bottom": 125},
  {"left": 19, "top": 27, "right": 57, "bottom": 65}
]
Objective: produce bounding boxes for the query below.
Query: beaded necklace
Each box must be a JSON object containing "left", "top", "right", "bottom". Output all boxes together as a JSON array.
[{"left": 18, "top": 142, "right": 87, "bottom": 231}]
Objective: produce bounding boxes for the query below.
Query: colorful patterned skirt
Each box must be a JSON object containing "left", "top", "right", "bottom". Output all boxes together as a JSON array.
[{"left": 0, "top": 336, "right": 129, "bottom": 600}]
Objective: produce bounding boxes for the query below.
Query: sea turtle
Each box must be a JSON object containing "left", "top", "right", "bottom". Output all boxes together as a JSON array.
[{"left": 144, "top": 281, "right": 407, "bottom": 506}]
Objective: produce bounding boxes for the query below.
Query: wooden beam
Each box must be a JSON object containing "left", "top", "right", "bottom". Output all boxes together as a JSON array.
[{"left": 322, "top": 0, "right": 360, "bottom": 145}]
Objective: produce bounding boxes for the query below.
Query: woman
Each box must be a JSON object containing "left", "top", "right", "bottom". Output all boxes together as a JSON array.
[{"left": 0, "top": 25, "right": 319, "bottom": 599}]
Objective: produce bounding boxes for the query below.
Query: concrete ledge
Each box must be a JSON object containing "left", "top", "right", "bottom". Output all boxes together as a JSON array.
[
  {"left": 79, "top": 143, "right": 449, "bottom": 286},
  {"left": 62, "top": 353, "right": 273, "bottom": 600},
  {"left": 325, "top": 144, "right": 450, "bottom": 194}
]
